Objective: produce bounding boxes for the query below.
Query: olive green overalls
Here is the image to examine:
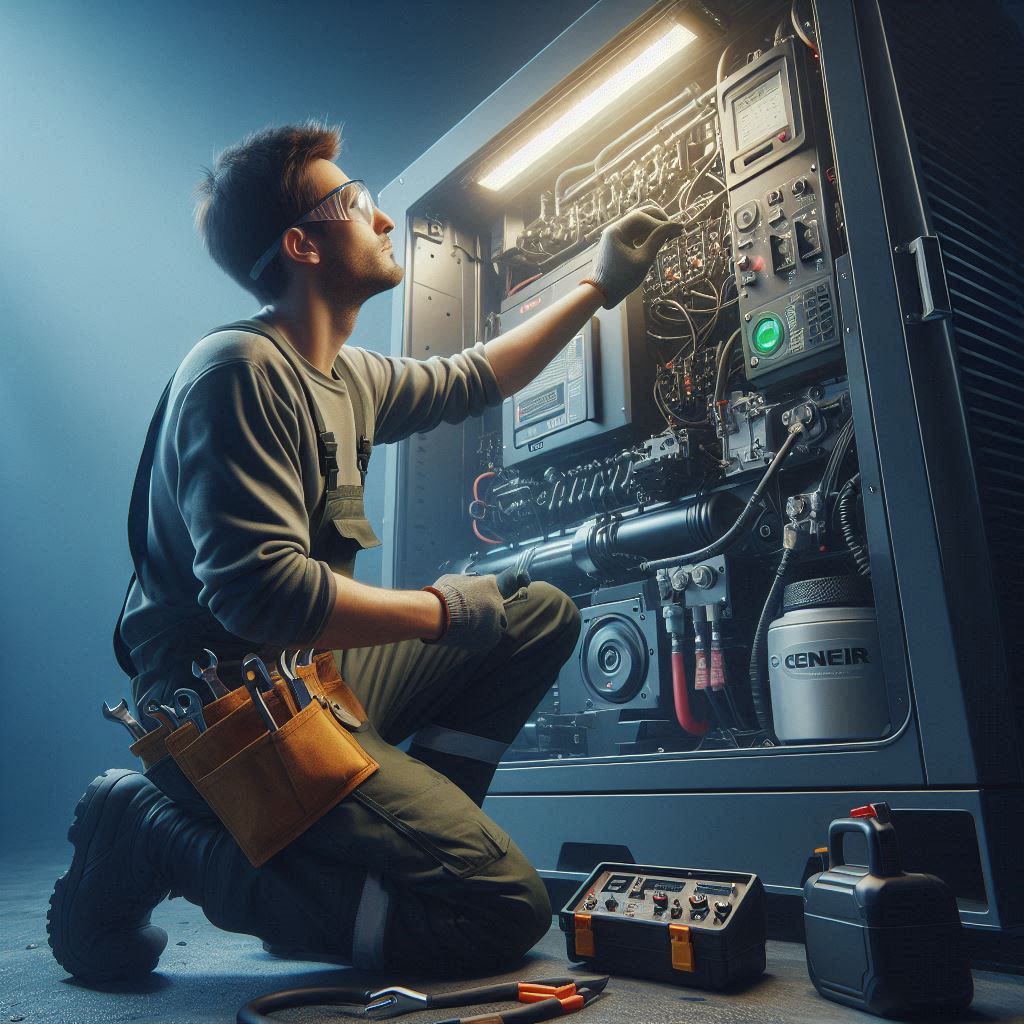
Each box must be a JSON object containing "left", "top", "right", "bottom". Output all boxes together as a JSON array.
[{"left": 114, "top": 319, "right": 581, "bottom": 970}]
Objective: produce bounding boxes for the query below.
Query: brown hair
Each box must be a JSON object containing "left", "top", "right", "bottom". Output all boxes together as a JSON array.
[{"left": 193, "top": 120, "right": 341, "bottom": 302}]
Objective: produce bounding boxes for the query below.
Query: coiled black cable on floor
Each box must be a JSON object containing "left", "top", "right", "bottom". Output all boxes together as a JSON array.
[{"left": 238, "top": 983, "right": 375, "bottom": 1023}]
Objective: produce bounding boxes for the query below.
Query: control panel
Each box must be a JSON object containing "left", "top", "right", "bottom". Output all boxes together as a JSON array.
[
  {"left": 573, "top": 868, "right": 752, "bottom": 927},
  {"left": 560, "top": 862, "right": 766, "bottom": 989},
  {"left": 718, "top": 39, "right": 845, "bottom": 386}
]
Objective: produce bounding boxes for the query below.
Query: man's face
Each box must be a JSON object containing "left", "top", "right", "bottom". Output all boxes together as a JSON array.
[{"left": 298, "top": 159, "right": 404, "bottom": 301}]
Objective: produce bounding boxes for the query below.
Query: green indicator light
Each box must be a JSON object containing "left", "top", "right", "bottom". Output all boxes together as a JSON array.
[{"left": 752, "top": 315, "right": 784, "bottom": 354}]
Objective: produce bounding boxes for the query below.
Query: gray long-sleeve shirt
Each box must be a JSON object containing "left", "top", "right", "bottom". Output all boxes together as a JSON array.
[{"left": 119, "top": 326, "right": 502, "bottom": 666}]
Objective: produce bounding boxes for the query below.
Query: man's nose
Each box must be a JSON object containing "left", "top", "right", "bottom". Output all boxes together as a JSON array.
[{"left": 374, "top": 206, "right": 395, "bottom": 234}]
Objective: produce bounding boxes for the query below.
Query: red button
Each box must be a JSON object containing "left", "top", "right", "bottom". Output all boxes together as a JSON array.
[
  {"left": 751, "top": 256, "right": 765, "bottom": 272},
  {"left": 778, "top": 129, "right": 789, "bottom": 142}
]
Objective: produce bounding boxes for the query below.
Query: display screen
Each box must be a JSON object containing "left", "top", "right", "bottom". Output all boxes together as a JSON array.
[
  {"left": 602, "top": 874, "right": 636, "bottom": 893},
  {"left": 733, "top": 70, "right": 787, "bottom": 150},
  {"left": 517, "top": 382, "right": 565, "bottom": 426}
]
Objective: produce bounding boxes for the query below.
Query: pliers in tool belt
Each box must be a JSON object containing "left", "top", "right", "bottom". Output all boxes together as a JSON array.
[{"left": 237, "top": 974, "right": 609, "bottom": 1024}]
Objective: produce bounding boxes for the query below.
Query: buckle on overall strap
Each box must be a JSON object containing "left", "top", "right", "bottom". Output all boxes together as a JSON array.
[
  {"left": 357, "top": 434, "right": 372, "bottom": 486},
  {"left": 321, "top": 430, "right": 340, "bottom": 490}
]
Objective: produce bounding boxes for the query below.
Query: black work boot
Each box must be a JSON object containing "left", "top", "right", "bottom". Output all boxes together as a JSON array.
[
  {"left": 48, "top": 769, "right": 369, "bottom": 982},
  {"left": 47, "top": 769, "right": 173, "bottom": 982}
]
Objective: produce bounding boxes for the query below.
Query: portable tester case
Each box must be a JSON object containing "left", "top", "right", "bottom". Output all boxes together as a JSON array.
[{"left": 560, "top": 862, "right": 766, "bottom": 990}]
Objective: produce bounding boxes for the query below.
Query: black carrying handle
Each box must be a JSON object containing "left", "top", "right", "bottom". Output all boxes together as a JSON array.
[{"left": 828, "top": 817, "right": 902, "bottom": 878}]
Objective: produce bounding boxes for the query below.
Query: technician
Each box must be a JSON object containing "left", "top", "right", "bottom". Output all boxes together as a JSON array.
[{"left": 47, "top": 122, "right": 681, "bottom": 983}]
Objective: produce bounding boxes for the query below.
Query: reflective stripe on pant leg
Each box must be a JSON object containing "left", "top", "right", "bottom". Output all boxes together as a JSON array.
[
  {"left": 410, "top": 725, "right": 508, "bottom": 764},
  {"left": 351, "top": 871, "right": 389, "bottom": 968}
]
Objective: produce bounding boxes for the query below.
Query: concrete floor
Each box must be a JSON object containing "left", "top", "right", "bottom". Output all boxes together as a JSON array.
[{"left": 3, "top": 842, "right": 1023, "bottom": 1024}]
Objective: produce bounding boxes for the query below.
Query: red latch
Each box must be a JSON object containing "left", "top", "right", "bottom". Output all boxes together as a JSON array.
[{"left": 850, "top": 804, "right": 876, "bottom": 818}]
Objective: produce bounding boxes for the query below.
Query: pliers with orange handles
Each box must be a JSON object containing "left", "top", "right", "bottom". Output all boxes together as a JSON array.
[{"left": 237, "top": 974, "right": 609, "bottom": 1024}]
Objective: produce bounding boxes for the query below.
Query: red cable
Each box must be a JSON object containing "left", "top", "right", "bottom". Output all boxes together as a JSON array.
[
  {"left": 470, "top": 472, "right": 503, "bottom": 544},
  {"left": 506, "top": 273, "right": 543, "bottom": 297},
  {"left": 473, "top": 471, "right": 497, "bottom": 501},
  {"left": 473, "top": 520, "right": 503, "bottom": 546},
  {"left": 672, "top": 651, "right": 710, "bottom": 736}
]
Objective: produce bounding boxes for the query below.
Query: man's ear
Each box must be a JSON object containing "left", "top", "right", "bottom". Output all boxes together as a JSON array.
[{"left": 281, "top": 226, "right": 321, "bottom": 268}]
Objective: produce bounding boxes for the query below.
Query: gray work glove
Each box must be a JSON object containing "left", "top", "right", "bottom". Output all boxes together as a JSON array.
[
  {"left": 586, "top": 203, "right": 683, "bottom": 309},
  {"left": 425, "top": 568, "right": 531, "bottom": 651}
]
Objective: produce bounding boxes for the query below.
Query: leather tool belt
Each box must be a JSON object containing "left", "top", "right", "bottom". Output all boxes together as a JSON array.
[{"left": 128, "top": 653, "right": 378, "bottom": 867}]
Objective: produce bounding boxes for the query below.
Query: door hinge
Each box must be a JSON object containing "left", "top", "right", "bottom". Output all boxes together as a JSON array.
[{"left": 893, "top": 235, "right": 951, "bottom": 323}]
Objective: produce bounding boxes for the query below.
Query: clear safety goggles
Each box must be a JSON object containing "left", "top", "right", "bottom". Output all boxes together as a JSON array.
[{"left": 249, "top": 179, "right": 376, "bottom": 280}]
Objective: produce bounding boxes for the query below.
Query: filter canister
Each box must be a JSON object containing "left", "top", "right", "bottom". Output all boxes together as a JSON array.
[{"left": 767, "top": 603, "right": 889, "bottom": 743}]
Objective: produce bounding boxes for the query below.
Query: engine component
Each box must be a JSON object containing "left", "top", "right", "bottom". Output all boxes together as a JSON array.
[
  {"left": 767, "top": 576, "right": 889, "bottom": 743},
  {"left": 463, "top": 491, "right": 741, "bottom": 589},
  {"left": 631, "top": 431, "right": 699, "bottom": 503},
  {"left": 563, "top": 582, "right": 665, "bottom": 712}
]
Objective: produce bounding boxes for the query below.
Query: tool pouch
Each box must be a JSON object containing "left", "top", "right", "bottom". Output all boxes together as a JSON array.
[{"left": 130, "top": 654, "right": 378, "bottom": 866}]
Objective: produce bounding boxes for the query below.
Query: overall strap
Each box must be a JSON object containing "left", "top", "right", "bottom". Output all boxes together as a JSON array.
[
  {"left": 332, "top": 352, "right": 374, "bottom": 486},
  {"left": 113, "top": 376, "right": 175, "bottom": 676}
]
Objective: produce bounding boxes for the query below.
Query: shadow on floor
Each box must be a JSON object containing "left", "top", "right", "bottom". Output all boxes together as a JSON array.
[{"left": 3, "top": 844, "right": 1022, "bottom": 1024}]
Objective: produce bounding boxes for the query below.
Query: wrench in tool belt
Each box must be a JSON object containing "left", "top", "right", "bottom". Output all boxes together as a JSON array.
[
  {"left": 144, "top": 700, "right": 181, "bottom": 734},
  {"left": 173, "top": 688, "right": 208, "bottom": 733},
  {"left": 101, "top": 699, "right": 147, "bottom": 742},
  {"left": 191, "top": 648, "right": 230, "bottom": 700},
  {"left": 242, "top": 654, "right": 278, "bottom": 732}
]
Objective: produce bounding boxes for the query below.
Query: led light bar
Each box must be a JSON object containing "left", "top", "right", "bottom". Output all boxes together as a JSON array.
[{"left": 478, "top": 22, "right": 698, "bottom": 192}]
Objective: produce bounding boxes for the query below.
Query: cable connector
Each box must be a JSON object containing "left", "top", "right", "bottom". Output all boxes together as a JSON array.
[
  {"left": 692, "top": 606, "right": 709, "bottom": 691},
  {"left": 783, "top": 523, "right": 799, "bottom": 550}
]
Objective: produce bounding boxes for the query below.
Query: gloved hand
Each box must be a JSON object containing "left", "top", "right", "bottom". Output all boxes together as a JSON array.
[
  {"left": 424, "top": 569, "right": 531, "bottom": 650},
  {"left": 584, "top": 203, "right": 684, "bottom": 309}
]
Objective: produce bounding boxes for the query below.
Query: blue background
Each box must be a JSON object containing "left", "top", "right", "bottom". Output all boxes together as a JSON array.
[{"left": 0, "top": 0, "right": 594, "bottom": 845}]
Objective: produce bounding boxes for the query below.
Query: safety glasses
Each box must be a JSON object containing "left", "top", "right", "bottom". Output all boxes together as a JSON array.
[{"left": 249, "top": 179, "right": 376, "bottom": 280}]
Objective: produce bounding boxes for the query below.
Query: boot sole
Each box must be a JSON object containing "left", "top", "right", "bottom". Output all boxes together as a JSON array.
[{"left": 47, "top": 769, "right": 167, "bottom": 982}]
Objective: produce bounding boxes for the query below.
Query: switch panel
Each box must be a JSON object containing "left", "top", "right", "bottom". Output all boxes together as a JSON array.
[{"left": 718, "top": 38, "right": 846, "bottom": 386}]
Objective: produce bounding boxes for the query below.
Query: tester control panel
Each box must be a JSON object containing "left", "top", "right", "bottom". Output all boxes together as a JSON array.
[{"left": 576, "top": 868, "right": 753, "bottom": 926}]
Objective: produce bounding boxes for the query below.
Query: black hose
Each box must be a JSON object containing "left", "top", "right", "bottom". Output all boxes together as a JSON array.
[
  {"left": 838, "top": 475, "right": 871, "bottom": 576},
  {"left": 748, "top": 545, "right": 794, "bottom": 734},
  {"left": 714, "top": 328, "right": 742, "bottom": 405},
  {"left": 642, "top": 423, "right": 804, "bottom": 572}
]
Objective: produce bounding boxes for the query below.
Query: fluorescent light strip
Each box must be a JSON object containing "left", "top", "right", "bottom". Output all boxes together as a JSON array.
[{"left": 478, "top": 23, "right": 698, "bottom": 192}]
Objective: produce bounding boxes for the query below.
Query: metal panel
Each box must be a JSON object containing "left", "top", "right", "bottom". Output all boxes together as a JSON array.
[
  {"left": 811, "top": 0, "right": 982, "bottom": 784},
  {"left": 865, "top": 0, "right": 1024, "bottom": 785},
  {"left": 484, "top": 787, "right": 1023, "bottom": 928}
]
